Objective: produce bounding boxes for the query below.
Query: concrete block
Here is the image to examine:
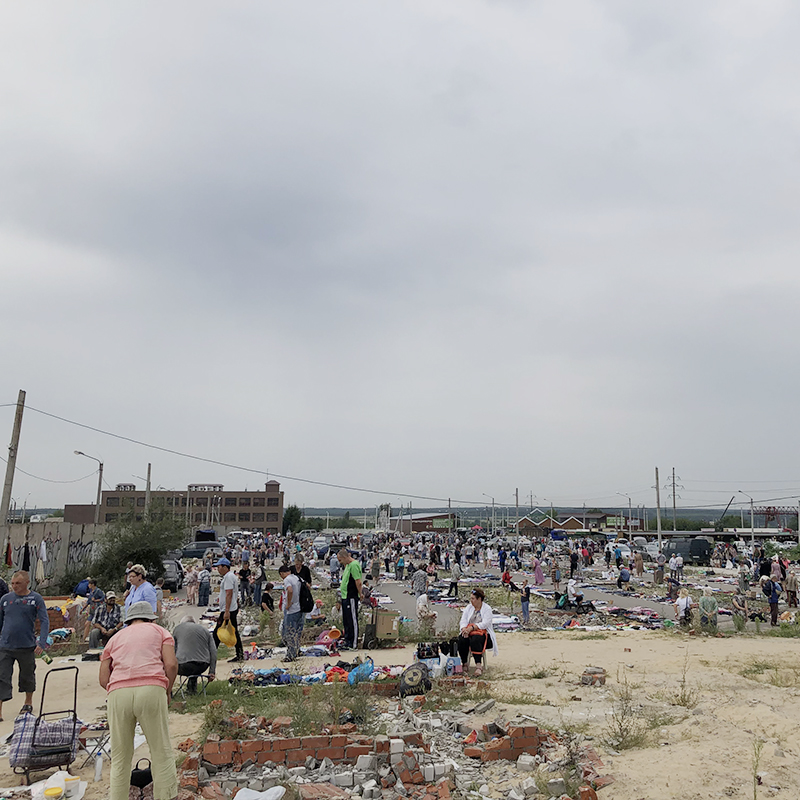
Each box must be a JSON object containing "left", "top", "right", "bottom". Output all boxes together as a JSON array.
[
  {"left": 357, "top": 755, "right": 377, "bottom": 771},
  {"left": 390, "top": 739, "right": 404, "bottom": 754},
  {"left": 546, "top": 778, "right": 566, "bottom": 796},
  {"left": 434, "top": 763, "right": 446, "bottom": 779},
  {"left": 423, "top": 765, "right": 435, "bottom": 782},
  {"left": 516, "top": 754, "right": 536, "bottom": 772},
  {"left": 390, "top": 754, "right": 402, "bottom": 765},
  {"left": 335, "top": 772, "right": 354, "bottom": 787},
  {"left": 289, "top": 767, "right": 307, "bottom": 777},
  {"left": 354, "top": 772, "right": 369, "bottom": 784}
]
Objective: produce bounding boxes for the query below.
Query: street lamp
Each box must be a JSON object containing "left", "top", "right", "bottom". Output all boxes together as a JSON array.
[
  {"left": 482, "top": 494, "right": 495, "bottom": 536},
  {"left": 74, "top": 451, "right": 103, "bottom": 525},
  {"left": 616, "top": 492, "right": 632, "bottom": 534},
  {"left": 738, "top": 491, "right": 756, "bottom": 553}
]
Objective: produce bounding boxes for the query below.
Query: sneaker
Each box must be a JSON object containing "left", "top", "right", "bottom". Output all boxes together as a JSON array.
[{"left": 228, "top": 656, "right": 244, "bottom": 663}]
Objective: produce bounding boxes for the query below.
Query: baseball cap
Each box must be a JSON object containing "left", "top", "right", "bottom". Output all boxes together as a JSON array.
[{"left": 215, "top": 557, "right": 231, "bottom": 567}]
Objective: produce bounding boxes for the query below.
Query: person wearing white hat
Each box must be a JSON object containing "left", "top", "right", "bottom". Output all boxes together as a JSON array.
[{"left": 99, "top": 601, "right": 178, "bottom": 800}]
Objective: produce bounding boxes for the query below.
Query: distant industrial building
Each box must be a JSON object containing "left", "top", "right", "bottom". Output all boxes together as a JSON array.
[
  {"left": 65, "top": 480, "right": 284, "bottom": 536},
  {"left": 389, "top": 511, "right": 455, "bottom": 535}
]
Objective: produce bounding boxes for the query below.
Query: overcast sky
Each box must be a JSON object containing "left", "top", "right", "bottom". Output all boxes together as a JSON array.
[{"left": 2, "top": 1, "right": 800, "bottom": 517}]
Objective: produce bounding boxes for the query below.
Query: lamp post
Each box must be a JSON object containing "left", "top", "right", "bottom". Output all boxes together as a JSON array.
[
  {"left": 482, "top": 494, "right": 495, "bottom": 536},
  {"left": 738, "top": 491, "right": 755, "bottom": 553},
  {"left": 616, "top": 492, "right": 632, "bottom": 534},
  {"left": 74, "top": 451, "right": 103, "bottom": 525}
]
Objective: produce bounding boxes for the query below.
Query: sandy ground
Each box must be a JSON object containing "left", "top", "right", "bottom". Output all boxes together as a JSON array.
[{"left": 1, "top": 589, "right": 797, "bottom": 799}]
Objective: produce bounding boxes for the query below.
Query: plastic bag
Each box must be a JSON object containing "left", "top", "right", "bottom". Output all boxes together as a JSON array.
[
  {"left": 347, "top": 657, "right": 374, "bottom": 686},
  {"left": 217, "top": 621, "right": 237, "bottom": 647}
]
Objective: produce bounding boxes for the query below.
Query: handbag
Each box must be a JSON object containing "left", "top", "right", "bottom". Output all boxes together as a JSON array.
[{"left": 131, "top": 757, "right": 153, "bottom": 794}]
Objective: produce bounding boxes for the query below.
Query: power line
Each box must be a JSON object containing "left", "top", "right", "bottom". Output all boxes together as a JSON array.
[
  {"left": 23, "top": 405, "right": 487, "bottom": 505},
  {"left": 0, "top": 455, "right": 98, "bottom": 485}
]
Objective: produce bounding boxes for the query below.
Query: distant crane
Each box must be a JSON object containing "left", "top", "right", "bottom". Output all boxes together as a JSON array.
[{"left": 714, "top": 496, "right": 736, "bottom": 533}]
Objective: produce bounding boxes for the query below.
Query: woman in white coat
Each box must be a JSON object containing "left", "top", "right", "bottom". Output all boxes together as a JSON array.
[{"left": 457, "top": 588, "right": 497, "bottom": 676}]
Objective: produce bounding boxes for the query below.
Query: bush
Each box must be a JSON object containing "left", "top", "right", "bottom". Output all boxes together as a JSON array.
[{"left": 86, "top": 501, "right": 187, "bottom": 590}]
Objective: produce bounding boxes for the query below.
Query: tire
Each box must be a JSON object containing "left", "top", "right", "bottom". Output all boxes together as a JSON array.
[{"left": 365, "top": 637, "right": 378, "bottom": 650}]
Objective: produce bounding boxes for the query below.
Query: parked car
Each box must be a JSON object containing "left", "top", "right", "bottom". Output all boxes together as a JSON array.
[
  {"left": 162, "top": 559, "right": 185, "bottom": 592},
  {"left": 181, "top": 541, "right": 224, "bottom": 560}
]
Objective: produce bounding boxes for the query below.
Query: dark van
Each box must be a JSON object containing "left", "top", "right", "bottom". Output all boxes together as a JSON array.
[{"left": 663, "top": 537, "right": 711, "bottom": 566}]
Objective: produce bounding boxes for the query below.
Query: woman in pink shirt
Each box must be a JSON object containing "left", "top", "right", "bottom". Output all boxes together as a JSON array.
[{"left": 99, "top": 601, "right": 178, "bottom": 800}]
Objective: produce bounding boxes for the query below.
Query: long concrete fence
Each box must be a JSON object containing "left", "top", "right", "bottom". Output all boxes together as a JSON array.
[{"left": 0, "top": 522, "right": 101, "bottom": 593}]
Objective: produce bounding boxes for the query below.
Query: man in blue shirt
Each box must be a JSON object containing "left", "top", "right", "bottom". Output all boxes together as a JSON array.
[
  {"left": 124, "top": 564, "right": 158, "bottom": 615},
  {"left": 0, "top": 571, "right": 49, "bottom": 722}
]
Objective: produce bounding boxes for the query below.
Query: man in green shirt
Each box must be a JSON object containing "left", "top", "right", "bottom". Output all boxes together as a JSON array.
[{"left": 338, "top": 549, "right": 362, "bottom": 650}]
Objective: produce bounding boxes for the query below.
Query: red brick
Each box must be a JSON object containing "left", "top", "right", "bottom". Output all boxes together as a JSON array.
[
  {"left": 272, "top": 716, "right": 293, "bottom": 729},
  {"left": 218, "top": 740, "right": 239, "bottom": 754},
  {"left": 203, "top": 753, "right": 231, "bottom": 766},
  {"left": 436, "top": 780, "right": 450, "bottom": 799},
  {"left": 480, "top": 751, "right": 500, "bottom": 762},
  {"left": 463, "top": 747, "right": 483, "bottom": 759},
  {"left": 403, "top": 733, "right": 424, "bottom": 747},
  {"left": 375, "top": 736, "right": 390, "bottom": 753},
  {"left": 579, "top": 788, "right": 598, "bottom": 800},
  {"left": 287, "top": 749, "right": 315, "bottom": 764},
  {"left": 493, "top": 749, "right": 516, "bottom": 761},
  {"left": 411, "top": 772, "right": 424, "bottom": 784},
  {"left": 181, "top": 755, "right": 200, "bottom": 771},
  {"left": 274, "top": 737, "right": 301, "bottom": 751},
  {"left": 301, "top": 736, "right": 331, "bottom": 749},
  {"left": 345, "top": 745, "right": 372, "bottom": 759},
  {"left": 200, "top": 785, "right": 226, "bottom": 800},
  {"left": 484, "top": 737, "right": 512, "bottom": 751},
  {"left": 240, "top": 741, "right": 264, "bottom": 755},
  {"left": 258, "top": 751, "right": 286, "bottom": 764},
  {"left": 316, "top": 747, "right": 345, "bottom": 761},
  {"left": 329, "top": 735, "right": 348, "bottom": 748},
  {"left": 593, "top": 776, "right": 615, "bottom": 789},
  {"left": 203, "top": 742, "right": 220, "bottom": 757},
  {"left": 513, "top": 737, "right": 539, "bottom": 750},
  {"left": 400, "top": 770, "right": 413, "bottom": 784},
  {"left": 180, "top": 771, "right": 199, "bottom": 789}
]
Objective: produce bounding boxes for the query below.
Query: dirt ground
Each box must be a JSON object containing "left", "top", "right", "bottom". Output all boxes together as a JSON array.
[{"left": 1, "top": 628, "right": 798, "bottom": 799}]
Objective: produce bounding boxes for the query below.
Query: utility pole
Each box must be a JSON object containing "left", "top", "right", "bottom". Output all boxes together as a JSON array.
[
  {"left": 515, "top": 488, "right": 519, "bottom": 549},
  {"left": 671, "top": 467, "right": 678, "bottom": 532},
  {"left": 655, "top": 467, "right": 662, "bottom": 551},
  {"left": 0, "top": 390, "right": 25, "bottom": 537},
  {"left": 144, "top": 463, "right": 152, "bottom": 516}
]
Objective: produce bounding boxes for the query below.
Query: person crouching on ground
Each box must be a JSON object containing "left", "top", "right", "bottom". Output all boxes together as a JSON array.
[
  {"left": 567, "top": 578, "right": 584, "bottom": 607},
  {"left": 675, "top": 588, "right": 693, "bottom": 627},
  {"left": 457, "top": 588, "right": 497, "bottom": 678},
  {"left": 99, "top": 601, "right": 178, "bottom": 800},
  {"left": 617, "top": 565, "right": 631, "bottom": 591},
  {"left": 172, "top": 614, "right": 216, "bottom": 695},
  {"left": 88, "top": 592, "right": 122, "bottom": 648}
]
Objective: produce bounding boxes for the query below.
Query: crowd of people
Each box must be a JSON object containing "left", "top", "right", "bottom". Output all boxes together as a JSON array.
[{"left": 3, "top": 525, "right": 799, "bottom": 800}]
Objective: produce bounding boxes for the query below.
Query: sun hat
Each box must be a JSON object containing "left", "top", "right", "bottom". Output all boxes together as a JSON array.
[
  {"left": 125, "top": 601, "right": 157, "bottom": 622},
  {"left": 215, "top": 557, "right": 231, "bottom": 567}
]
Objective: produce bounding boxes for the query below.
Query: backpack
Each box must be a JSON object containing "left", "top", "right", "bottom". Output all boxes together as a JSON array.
[
  {"left": 299, "top": 581, "right": 314, "bottom": 613},
  {"left": 762, "top": 580, "right": 773, "bottom": 599}
]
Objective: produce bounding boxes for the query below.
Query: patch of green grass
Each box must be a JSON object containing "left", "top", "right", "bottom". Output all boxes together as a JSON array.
[
  {"left": 763, "top": 623, "right": 800, "bottom": 638},
  {"left": 179, "top": 679, "right": 378, "bottom": 740},
  {"left": 573, "top": 632, "right": 608, "bottom": 640}
]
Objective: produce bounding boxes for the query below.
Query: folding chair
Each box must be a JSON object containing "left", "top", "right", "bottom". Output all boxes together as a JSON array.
[{"left": 174, "top": 673, "right": 210, "bottom": 699}]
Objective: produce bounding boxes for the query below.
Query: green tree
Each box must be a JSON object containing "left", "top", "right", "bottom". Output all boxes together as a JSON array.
[
  {"left": 88, "top": 500, "right": 187, "bottom": 590},
  {"left": 283, "top": 504, "right": 302, "bottom": 534}
]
